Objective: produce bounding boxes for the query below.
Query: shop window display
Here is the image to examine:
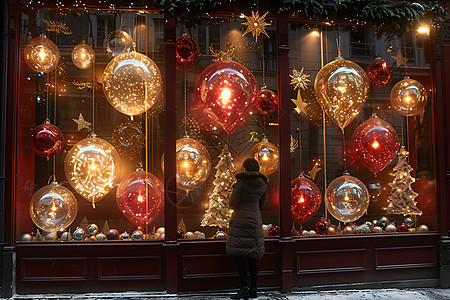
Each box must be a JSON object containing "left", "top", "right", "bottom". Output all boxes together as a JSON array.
[{"left": 288, "top": 25, "right": 436, "bottom": 236}]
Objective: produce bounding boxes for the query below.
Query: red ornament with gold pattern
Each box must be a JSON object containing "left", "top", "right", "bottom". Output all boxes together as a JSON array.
[
  {"left": 195, "top": 59, "right": 258, "bottom": 135},
  {"left": 352, "top": 114, "right": 399, "bottom": 175},
  {"left": 367, "top": 58, "right": 393, "bottom": 87},
  {"left": 291, "top": 176, "right": 322, "bottom": 225},
  {"left": 116, "top": 170, "right": 164, "bottom": 227},
  {"left": 176, "top": 34, "right": 200, "bottom": 66},
  {"left": 29, "top": 119, "right": 65, "bottom": 158}
]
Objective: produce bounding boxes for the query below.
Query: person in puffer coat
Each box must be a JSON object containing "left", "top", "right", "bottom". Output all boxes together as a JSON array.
[{"left": 226, "top": 158, "right": 267, "bottom": 300}]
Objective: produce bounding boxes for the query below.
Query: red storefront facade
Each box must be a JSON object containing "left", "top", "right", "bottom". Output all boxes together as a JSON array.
[{"left": 1, "top": 0, "right": 450, "bottom": 296}]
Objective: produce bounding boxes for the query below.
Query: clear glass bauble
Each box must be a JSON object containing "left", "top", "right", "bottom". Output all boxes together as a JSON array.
[
  {"left": 64, "top": 136, "right": 121, "bottom": 206},
  {"left": 249, "top": 138, "right": 279, "bottom": 175},
  {"left": 102, "top": 52, "right": 163, "bottom": 116},
  {"left": 71, "top": 43, "right": 95, "bottom": 69},
  {"left": 390, "top": 77, "right": 427, "bottom": 116},
  {"left": 24, "top": 35, "right": 60, "bottom": 73},
  {"left": 116, "top": 170, "right": 164, "bottom": 227},
  {"left": 314, "top": 57, "right": 369, "bottom": 129},
  {"left": 29, "top": 182, "right": 78, "bottom": 233},
  {"left": 325, "top": 174, "right": 370, "bottom": 223},
  {"left": 104, "top": 30, "right": 134, "bottom": 58}
]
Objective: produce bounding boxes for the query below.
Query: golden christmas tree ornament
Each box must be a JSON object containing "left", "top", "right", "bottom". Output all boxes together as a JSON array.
[
  {"left": 314, "top": 57, "right": 369, "bottom": 129},
  {"left": 72, "top": 113, "right": 91, "bottom": 131},
  {"left": 241, "top": 11, "right": 271, "bottom": 42},
  {"left": 24, "top": 35, "right": 60, "bottom": 73},
  {"left": 102, "top": 52, "right": 163, "bottom": 116},
  {"left": 71, "top": 43, "right": 95, "bottom": 69},
  {"left": 390, "top": 77, "right": 427, "bottom": 116},
  {"left": 29, "top": 182, "right": 78, "bottom": 233},
  {"left": 250, "top": 138, "right": 279, "bottom": 176},
  {"left": 104, "top": 30, "right": 134, "bottom": 58},
  {"left": 64, "top": 135, "right": 121, "bottom": 208},
  {"left": 391, "top": 50, "right": 409, "bottom": 68}
]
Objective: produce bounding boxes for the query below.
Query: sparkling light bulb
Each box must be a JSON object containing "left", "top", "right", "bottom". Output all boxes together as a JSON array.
[
  {"left": 29, "top": 182, "right": 78, "bottom": 233},
  {"left": 250, "top": 138, "right": 279, "bottom": 175},
  {"left": 72, "top": 43, "right": 95, "bottom": 69},
  {"left": 65, "top": 136, "right": 120, "bottom": 207},
  {"left": 299, "top": 195, "right": 305, "bottom": 203},
  {"left": 390, "top": 77, "right": 427, "bottom": 116},
  {"left": 372, "top": 140, "right": 380, "bottom": 149},
  {"left": 24, "top": 35, "right": 60, "bottom": 73},
  {"left": 220, "top": 88, "right": 232, "bottom": 105}
]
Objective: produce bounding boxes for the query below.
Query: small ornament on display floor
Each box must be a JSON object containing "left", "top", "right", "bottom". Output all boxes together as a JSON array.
[
  {"left": 418, "top": 224, "right": 429, "bottom": 232},
  {"left": 372, "top": 226, "right": 383, "bottom": 233},
  {"left": 87, "top": 224, "right": 98, "bottom": 236},
  {"left": 343, "top": 225, "right": 355, "bottom": 235},
  {"left": 385, "top": 223, "right": 397, "bottom": 233},
  {"left": 397, "top": 223, "right": 408, "bottom": 232},
  {"left": 131, "top": 230, "right": 144, "bottom": 240},
  {"left": 101, "top": 221, "right": 110, "bottom": 235},
  {"left": 404, "top": 217, "right": 415, "bottom": 228},
  {"left": 378, "top": 216, "right": 389, "bottom": 228},
  {"left": 61, "top": 231, "right": 72, "bottom": 241},
  {"left": 269, "top": 226, "right": 280, "bottom": 236},
  {"left": 384, "top": 146, "right": 422, "bottom": 216},
  {"left": 120, "top": 232, "right": 130, "bottom": 240},
  {"left": 106, "top": 229, "right": 120, "bottom": 240},
  {"left": 73, "top": 228, "right": 85, "bottom": 241},
  {"left": 176, "top": 228, "right": 184, "bottom": 239},
  {"left": 326, "top": 225, "right": 337, "bottom": 235},
  {"left": 184, "top": 231, "right": 194, "bottom": 239},
  {"left": 214, "top": 231, "right": 226, "bottom": 239},
  {"left": 95, "top": 233, "right": 106, "bottom": 241},
  {"left": 20, "top": 233, "right": 33, "bottom": 241},
  {"left": 315, "top": 221, "right": 328, "bottom": 235}
]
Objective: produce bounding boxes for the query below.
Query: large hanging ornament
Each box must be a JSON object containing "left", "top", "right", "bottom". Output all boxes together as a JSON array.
[
  {"left": 104, "top": 30, "right": 134, "bottom": 58},
  {"left": 390, "top": 77, "right": 427, "bottom": 116},
  {"left": 24, "top": 35, "right": 60, "bottom": 73},
  {"left": 102, "top": 52, "right": 163, "bottom": 116},
  {"left": 116, "top": 170, "right": 164, "bottom": 227},
  {"left": 254, "top": 87, "right": 278, "bottom": 115},
  {"left": 29, "top": 120, "right": 65, "bottom": 158},
  {"left": 64, "top": 135, "right": 121, "bottom": 207},
  {"left": 175, "top": 137, "right": 211, "bottom": 192},
  {"left": 29, "top": 182, "right": 78, "bottom": 233},
  {"left": 367, "top": 58, "right": 393, "bottom": 87},
  {"left": 325, "top": 173, "right": 370, "bottom": 223},
  {"left": 111, "top": 120, "right": 144, "bottom": 159},
  {"left": 176, "top": 34, "right": 200, "bottom": 66},
  {"left": 195, "top": 59, "right": 258, "bottom": 134},
  {"left": 352, "top": 115, "right": 399, "bottom": 175},
  {"left": 249, "top": 138, "right": 279, "bottom": 176},
  {"left": 290, "top": 176, "right": 322, "bottom": 225},
  {"left": 314, "top": 57, "right": 369, "bottom": 129},
  {"left": 71, "top": 43, "right": 95, "bottom": 69}
]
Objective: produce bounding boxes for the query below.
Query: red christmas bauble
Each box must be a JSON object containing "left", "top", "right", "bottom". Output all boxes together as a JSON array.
[
  {"left": 254, "top": 88, "right": 278, "bottom": 115},
  {"left": 397, "top": 223, "right": 408, "bottom": 232},
  {"left": 29, "top": 121, "right": 65, "bottom": 158},
  {"left": 116, "top": 170, "right": 164, "bottom": 227},
  {"left": 352, "top": 115, "right": 399, "bottom": 175},
  {"left": 269, "top": 225, "right": 280, "bottom": 236},
  {"left": 367, "top": 58, "right": 393, "bottom": 87},
  {"left": 315, "top": 221, "right": 328, "bottom": 235},
  {"left": 196, "top": 59, "right": 258, "bottom": 135},
  {"left": 106, "top": 229, "right": 119, "bottom": 240},
  {"left": 291, "top": 176, "right": 322, "bottom": 225},
  {"left": 176, "top": 228, "right": 184, "bottom": 239},
  {"left": 176, "top": 35, "right": 200, "bottom": 66}
]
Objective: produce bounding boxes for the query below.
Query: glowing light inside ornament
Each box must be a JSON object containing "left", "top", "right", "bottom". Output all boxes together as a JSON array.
[
  {"left": 64, "top": 137, "right": 120, "bottom": 207},
  {"left": 372, "top": 140, "right": 380, "bottom": 149},
  {"left": 24, "top": 36, "right": 60, "bottom": 73},
  {"left": 72, "top": 43, "right": 95, "bottom": 69},
  {"left": 291, "top": 177, "right": 322, "bottom": 225},
  {"left": 390, "top": 78, "right": 427, "bottom": 116},
  {"left": 250, "top": 139, "right": 279, "bottom": 175}
]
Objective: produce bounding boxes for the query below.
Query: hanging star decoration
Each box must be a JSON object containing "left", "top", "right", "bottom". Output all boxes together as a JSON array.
[
  {"left": 72, "top": 113, "right": 91, "bottom": 131},
  {"left": 290, "top": 68, "right": 310, "bottom": 115},
  {"left": 241, "top": 11, "right": 270, "bottom": 42},
  {"left": 209, "top": 44, "right": 235, "bottom": 62},
  {"left": 391, "top": 50, "right": 409, "bottom": 68},
  {"left": 307, "top": 162, "right": 321, "bottom": 181}
]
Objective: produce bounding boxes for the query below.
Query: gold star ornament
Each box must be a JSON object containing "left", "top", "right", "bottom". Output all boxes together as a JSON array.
[
  {"left": 291, "top": 92, "right": 308, "bottom": 115},
  {"left": 72, "top": 113, "right": 91, "bottom": 131},
  {"left": 290, "top": 67, "right": 310, "bottom": 90},
  {"left": 391, "top": 50, "right": 409, "bottom": 68},
  {"left": 242, "top": 11, "right": 271, "bottom": 42}
]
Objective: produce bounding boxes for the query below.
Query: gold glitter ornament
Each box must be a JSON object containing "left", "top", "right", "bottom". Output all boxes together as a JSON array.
[
  {"left": 29, "top": 182, "right": 78, "bottom": 233},
  {"left": 71, "top": 43, "right": 95, "bottom": 69},
  {"left": 64, "top": 135, "right": 121, "bottom": 208},
  {"left": 104, "top": 30, "right": 134, "bottom": 58},
  {"left": 24, "top": 35, "right": 60, "bottom": 73},
  {"left": 241, "top": 11, "right": 271, "bottom": 42},
  {"left": 111, "top": 120, "right": 144, "bottom": 159},
  {"left": 314, "top": 57, "right": 369, "bottom": 129},
  {"left": 390, "top": 77, "right": 427, "bottom": 116},
  {"left": 102, "top": 52, "right": 163, "bottom": 116},
  {"left": 250, "top": 138, "right": 279, "bottom": 176}
]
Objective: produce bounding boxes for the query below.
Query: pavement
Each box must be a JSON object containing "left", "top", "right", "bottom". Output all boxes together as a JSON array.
[{"left": 4, "top": 288, "right": 450, "bottom": 300}]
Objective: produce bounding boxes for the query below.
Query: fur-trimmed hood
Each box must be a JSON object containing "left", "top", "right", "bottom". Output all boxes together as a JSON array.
[{"left": 235, "top": 171, "right": 268, "bottom": 183}]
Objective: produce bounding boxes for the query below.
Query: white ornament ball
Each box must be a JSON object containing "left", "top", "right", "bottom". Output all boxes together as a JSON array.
[
  {"left": 372, "top": 226, "right": 383, "bottom": 233},
  {"left": 45, "top": 232, "right": 57, "bottom": 241},
  {"left": 95, "top": 233, "right": 106, "bottom": 240},
  {"left": 20, "top": 233, "right": 33, "bottom": 241},
  {"left": 156, "top": 227, "right": 165, "bottom": 235},
  {"left": 184, "top": 231, "right": 194, "bottom": 239},
  {"left": 385, "top": 224, "right": 397, "bottom": 232}
]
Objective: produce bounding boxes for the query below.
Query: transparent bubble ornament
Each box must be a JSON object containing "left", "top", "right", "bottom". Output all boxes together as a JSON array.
[
  {"left": 390, "top": 77, "right": 427, "bottom": 116},
  {"left": 64, "top": 136, "right": 121, "bottom": 208},
  {"left": 102, "top": 52, "right": 163, "bottom": 116},
  {"left": 29, "top": 182, "right": 78, "bottom": 233},
  {"left": 24, "top": 35, "right": 60, "bottom": 73},
  {"left": 249, "top": 138, "right": 279, "bottom": 176},
  {"left": 314, "top": 57, "right": 369, "bottom": 129},
  {"left": 325, "top": 173, "right": 370, "bottom": 223},
  {"left": 71, "top": 43, "right": 95, "bottom": 69},
  {"left": 104, "top": 30, "right": 134, "bottom": 58}
]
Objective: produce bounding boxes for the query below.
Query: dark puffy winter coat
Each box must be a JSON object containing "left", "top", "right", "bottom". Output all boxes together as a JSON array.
[{"left": 226, "top": 171, "right": 268, "bottom": 260}]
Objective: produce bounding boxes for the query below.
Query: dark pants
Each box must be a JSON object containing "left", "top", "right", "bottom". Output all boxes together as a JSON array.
[{"left": 234, "top": 256, "right": 257, "bottom": 290}]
